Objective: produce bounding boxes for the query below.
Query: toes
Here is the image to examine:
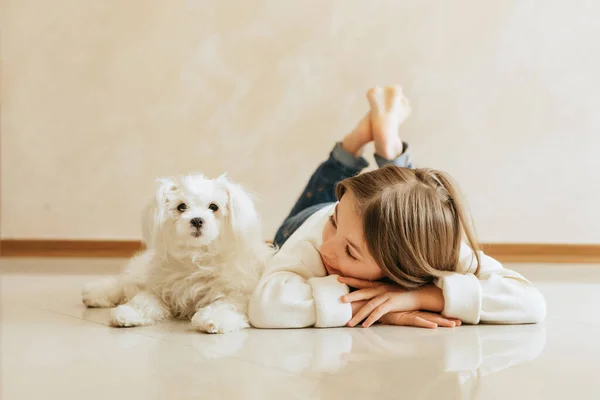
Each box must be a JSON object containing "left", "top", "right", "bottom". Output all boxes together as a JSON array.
[
  {"left": 191, "top": 307, "right": 249, "bottom": 334},
  {"left": 367, "top": 87, "right": 383, "bottom": 107},
  {"left": 399, "top": 94, "right": 412, "bottom": 114},
  {"left": 385, "top": 86, "right": 406, "bottom": 107},
  {"left": 389, "top": 84, "right": 404, "bottom": 97},
  {"left": 81, "top": 279, "right": 123, "bottom": 308},
  {"left": 191, "top": 311, "right": 211, "bottom": 331},
  {"left": 82, "top": 289, "right": 117, "bottom": 308},
  {"left": 206, "top": 323, "right": 222, "bottom": 334},
  {"left": 384, "top": 86, "right": 397, "bottom": 107},
  {"left": 368, "top": 85, "right": 408, "bottom": 111},
  {"left": 372, "top": 86, "right": 412, "bottom": 125},
  {"left": 191, "top": 317, "right": 221, "bottom": 334},
  {"left": 82, "top": 298, "right": 114, "bottom": 308}
]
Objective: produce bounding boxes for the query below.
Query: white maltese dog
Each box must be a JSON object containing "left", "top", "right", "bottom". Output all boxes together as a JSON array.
[{"left": 82, "top": 173, "right": 274, "bottom": 334}]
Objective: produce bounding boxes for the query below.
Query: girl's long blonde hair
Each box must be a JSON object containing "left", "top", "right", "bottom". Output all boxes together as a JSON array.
[{"left": 336, "top": 165, "right": 480, "bottom": 289}]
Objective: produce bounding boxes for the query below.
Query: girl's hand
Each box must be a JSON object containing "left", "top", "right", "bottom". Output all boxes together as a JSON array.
[
  {"left": 379, "top": 311, "right": 462, "bottom": 329},
  {"left": 350, "top": 300, "right": 368, "bottom": 316},
  {"left": 339, "top": 277, "right": 446, "bottom": 328}
]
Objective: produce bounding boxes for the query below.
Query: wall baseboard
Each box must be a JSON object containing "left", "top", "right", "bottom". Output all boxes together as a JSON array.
[
  {"left": 478, "top": 243, "right": 600, "bottom": 263},
  {"left": 1, "top": 239, "right": 599, "bottom": 263},
  {"left": 0, "top": 240, "right": 145, "bottom": 258}
]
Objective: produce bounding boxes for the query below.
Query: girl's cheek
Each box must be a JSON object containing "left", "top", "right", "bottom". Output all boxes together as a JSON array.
[{"left": 372, "top": 268, "right": 385, "bottom": 280}]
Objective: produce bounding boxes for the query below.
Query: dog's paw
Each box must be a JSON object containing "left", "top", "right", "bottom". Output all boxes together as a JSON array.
[
  {"left": 82, "top": 278, "right": 122, "bottom": 308},
  {"left": 191, "top": 304, "right": 249, "bottom": 334},
  {"left": 110, "top": 304, "right": 144, "bottom": 327}
]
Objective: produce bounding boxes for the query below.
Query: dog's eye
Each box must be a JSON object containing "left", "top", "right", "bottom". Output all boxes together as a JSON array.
[
  {"left": 209, "top": 203, "right": 219, "bottom": 212},
  {"left": 177, "top": 203, "right": 187, "bottom": 212}
]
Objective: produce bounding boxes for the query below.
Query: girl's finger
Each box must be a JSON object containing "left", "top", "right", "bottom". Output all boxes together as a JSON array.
[
  {"left": 443, "top": 317, "right": 462, "bottom": 327},
  {"left": 413, "top": 312, "right": 462, "bottom": 328},
  {"left": 348, "top": 296, "right": 387, "bottom": 327},
  {"left": 390, "top": 312, "right": 437, "bottom": 329},
  {"left": 431, "top": 316, "right": 456, "bottom": 328},
  {"left": 425, "top": 314, "right": 461, "bottom": 328},
  {"left": 338, "top": 276, "right": 380, "bottom": 289},
  {"left": 341, "top": 287, "right": 385, "bottom": 303},
  {"left": 412, "top": 316, "right": 438, "bottom": 329},
  {"left": 362, "top": 302, "right": 391, "bottom": 328}
]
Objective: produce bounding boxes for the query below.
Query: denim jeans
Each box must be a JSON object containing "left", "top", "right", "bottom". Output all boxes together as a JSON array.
[{"left": 273, "top": 142, "right": 413, "bottom": 248}]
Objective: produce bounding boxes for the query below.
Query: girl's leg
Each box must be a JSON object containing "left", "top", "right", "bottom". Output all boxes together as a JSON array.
[
  {"left": 285, "top": 114, "right": 375, "bottom": 217},
  {"left": 273, "top": 203, "right": 332, "bottom": 248},
  {"left": 274, "top": 85, "right": 415, "bottom": 247},
  {"left": 368, "top": 86, "right": 414, "bottom": 169},
  {"left": 274, "top": 115, "right": 373, "bottom": 247}
]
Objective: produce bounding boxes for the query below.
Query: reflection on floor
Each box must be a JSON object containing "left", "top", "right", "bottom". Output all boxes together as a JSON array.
[{"left": 1, "top": 258, "right": 599, "bottom": 399}]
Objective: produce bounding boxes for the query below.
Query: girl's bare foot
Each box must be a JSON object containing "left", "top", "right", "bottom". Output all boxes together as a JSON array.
[
  {"left": 341, "top": 113, "right": 372, "bottom": 156},
  {"left": 367, "top": 85, "right": 412, "bottom": 160}
]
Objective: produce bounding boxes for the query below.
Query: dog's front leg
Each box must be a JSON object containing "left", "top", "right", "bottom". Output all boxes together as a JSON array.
[
  {"left": 110, "top": 291, "right": 171, "bottom": 327},
  {"left": 82, "top": 250, "right": 151, "bottom": 308},
  {"left": 82, "top": 276, "right": 142, "bottom": 308},
  {"left": 82, "top": 277, "right": 127, "bottom": 308},
  {"left": 191, "top": 301, "right": 249, "bottom": 334}
]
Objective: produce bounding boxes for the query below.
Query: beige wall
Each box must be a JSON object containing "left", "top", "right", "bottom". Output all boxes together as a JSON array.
[{"left": 2, "top": 0, "right": 599, "bottom": 243}]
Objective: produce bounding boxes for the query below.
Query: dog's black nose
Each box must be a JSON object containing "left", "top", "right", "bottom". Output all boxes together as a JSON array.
[{"left": 190, "top": 218, "right": 204, "bottom": 229}]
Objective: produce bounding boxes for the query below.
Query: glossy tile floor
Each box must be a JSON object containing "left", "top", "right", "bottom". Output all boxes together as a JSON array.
[{"left": 2, "top": 259, "right": 599, "bottom": 400}]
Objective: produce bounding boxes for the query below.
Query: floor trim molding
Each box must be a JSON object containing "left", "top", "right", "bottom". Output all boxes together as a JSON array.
[
  {"left": 1, "top": 239, "right": 599, "bottom": 263},
  {"left": 478, "top": 243, "right": 600, "bottom": 263},
  {"left": 0, "top": 240, "right": 145, "bottom": 258}
]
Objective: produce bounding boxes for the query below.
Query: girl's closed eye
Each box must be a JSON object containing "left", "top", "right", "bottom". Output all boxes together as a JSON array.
[
  {"left": 329, "top": 215, "right": 337, "bottom": 228},
  {"left": 346, "top": 246, "right": 356, "bottom": 260},
  {"left": 329, "top": 215, "right": 356, "bottom": 260}
]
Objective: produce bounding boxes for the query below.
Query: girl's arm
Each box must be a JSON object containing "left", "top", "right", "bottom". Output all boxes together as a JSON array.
[
  {"left": 249, "top": 239, "right": 353, "bottom": 329},
  {"left": 433, "top": 243, "right": 547, "bottom": 324}
]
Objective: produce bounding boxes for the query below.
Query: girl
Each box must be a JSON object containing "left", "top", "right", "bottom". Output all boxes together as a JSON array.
[{"left": 249, "top": 85, "right": 546, "bottom": 329}]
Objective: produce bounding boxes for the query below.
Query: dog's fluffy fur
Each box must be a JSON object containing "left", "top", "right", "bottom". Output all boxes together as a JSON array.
[{"left": 82, "top": 173, "right": 274, "bottom": 333}]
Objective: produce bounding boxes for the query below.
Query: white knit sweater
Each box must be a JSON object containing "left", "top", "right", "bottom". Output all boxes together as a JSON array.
[{"left": 249, "top": 204, "right": 547, "bottom": 328}]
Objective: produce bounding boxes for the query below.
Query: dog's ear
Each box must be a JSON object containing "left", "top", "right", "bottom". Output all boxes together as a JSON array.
[
  {"left": 217, "top": 174, "right": 260, "bottom": 241},
  {"left": 141, "top": 177, "right": 177, "bottom": 248}
]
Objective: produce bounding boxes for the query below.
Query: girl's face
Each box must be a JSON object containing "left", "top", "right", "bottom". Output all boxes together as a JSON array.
[{"left": 320, "top": 190, "right": 385, "bottom": 281}]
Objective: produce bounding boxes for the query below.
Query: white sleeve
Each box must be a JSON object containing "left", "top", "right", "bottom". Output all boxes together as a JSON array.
[
  {"left": 435, "top": 244, "right": 547, "bottom": 325},
  {"left": 248, "top": 240, "right": 352, "bottom": 328}
]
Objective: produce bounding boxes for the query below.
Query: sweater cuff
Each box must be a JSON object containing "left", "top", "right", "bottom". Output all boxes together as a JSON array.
[
  {"left": 435, "top": 273, "right": 482, "bottom": 324},
  {"left": 308, "top": 275, "right": 352, "bottom": 327}
]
